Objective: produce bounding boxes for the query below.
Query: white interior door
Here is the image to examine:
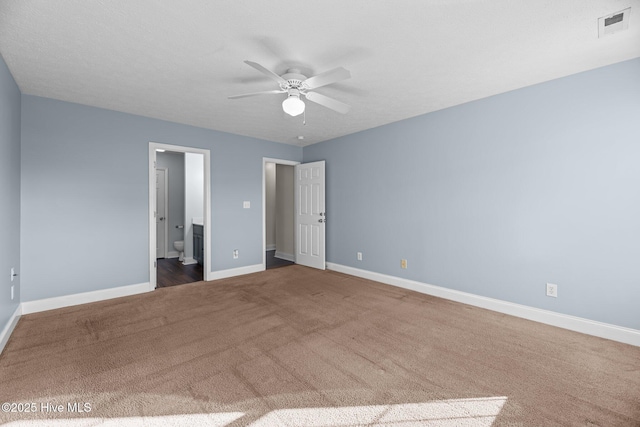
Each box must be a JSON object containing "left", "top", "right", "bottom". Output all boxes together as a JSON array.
[
  {"left": 156, "top": 168, "right": 167, "bottom": 259},
  {"left": 295, "top": 161, "right": 325, "bottom": 270}
]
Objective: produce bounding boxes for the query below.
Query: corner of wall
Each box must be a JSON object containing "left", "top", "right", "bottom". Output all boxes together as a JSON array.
[{"left": 0, "top": 52, "right": 22, "bottom": 351}]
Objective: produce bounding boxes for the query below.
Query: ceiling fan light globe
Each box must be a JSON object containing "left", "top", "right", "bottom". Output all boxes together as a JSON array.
[{"left": 282, "top": 96, "right": 305, "bottom": 116}]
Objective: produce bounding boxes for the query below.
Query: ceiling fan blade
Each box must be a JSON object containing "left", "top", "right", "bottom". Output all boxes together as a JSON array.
[
  {"left": 304, "top": 92, "right": 350, "bottom": 114},
  {"left": 302, "top": 67, "right": 351, "bottom": 90},
  {"left": 244, "top": 60, "right": 288, "bottom": 86},
  {"left": 228, "top": 89, "right": 286, "bottom": 99}
]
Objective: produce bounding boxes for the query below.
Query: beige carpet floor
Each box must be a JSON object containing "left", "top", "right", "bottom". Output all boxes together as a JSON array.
[{"left": 1, "top": 265, "right": 639, "bottom": 426}]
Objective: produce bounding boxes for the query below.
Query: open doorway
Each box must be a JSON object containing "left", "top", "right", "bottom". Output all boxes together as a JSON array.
[
  {"left": 155, "top": 150, "right": 204, "bottom": 287},
  {"left": 149, "top": 143, "right": 211, "bottom": 290},
  {"left": 263, "top": 158, "right": 299, "bottom": 270}
]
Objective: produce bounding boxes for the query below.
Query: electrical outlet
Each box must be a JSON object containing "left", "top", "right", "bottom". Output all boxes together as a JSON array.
[
  {"left": 401, "top": 259, "right": 408, "bottom": 269},
  {"left": 233, "top": 249, "right": 239, "bottom": 259},
  {"left": 546, "top": 283, "right": 558, "bottom": 298},
  {"left": 357, "top": 252, "right": 362, "bottom": 261}
]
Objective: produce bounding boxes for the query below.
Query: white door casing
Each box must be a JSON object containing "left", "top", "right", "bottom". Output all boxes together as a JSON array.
[
  {"left": 156, "top": 168, "right": 168, "bottom": 259},
  {"left": 294, "top": 161, "right": 326, "bottom": 270}
]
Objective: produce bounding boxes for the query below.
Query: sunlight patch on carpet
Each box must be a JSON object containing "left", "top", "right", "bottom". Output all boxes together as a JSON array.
[
  {"left": 3, "top": 397, "right": 507, "bottom": 426},
  {"left": 251, "top": 396, "right": 508, "bottom": 426},
  {"left": 2, "top": 412, "right": 245, "bottom": 427}
]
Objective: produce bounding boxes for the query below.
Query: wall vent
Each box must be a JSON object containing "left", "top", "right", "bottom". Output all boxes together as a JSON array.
[{"left": 598, "top": 8, "right": 631, "bottom": 38}]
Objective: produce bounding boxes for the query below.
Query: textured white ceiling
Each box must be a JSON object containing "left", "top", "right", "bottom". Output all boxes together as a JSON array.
[{"left": 1, "top": 0, "right": 639, "bottom": 146}]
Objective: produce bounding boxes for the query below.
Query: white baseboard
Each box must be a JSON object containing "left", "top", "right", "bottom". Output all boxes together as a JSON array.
[
  {"left": 274, "top": 251, "right": 295, "bottom": 262},
  {"left": 5, "top": 262, "right": 263, "bottom": 353},
  {"left": 21, "top": 282, "right": 151, "bottom": 315},
  {"left": 326, "top": 263, "right": 640, "bottom": 347},
  {"left": 167, "top": 251, "right": 179, "bottom": 259},
  {"left": 0, "top": 305, "right": 22, "bottom": 355},
  {"left": 266, "top": 244, "right": 276, "bottom": 251},
  {"left": 16, "top": 260, "right": 264, "bottom": 319},
  {"left": 182, "top": 257, "right": 198, "bottom": 266},
  {"left": 207, "top": 264, "right": 264, "bottom": 281}
]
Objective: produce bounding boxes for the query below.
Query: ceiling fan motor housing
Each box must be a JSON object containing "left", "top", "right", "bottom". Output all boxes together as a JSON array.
[{"left": 281, "top": 69, "right": 307, "bottom": 90}]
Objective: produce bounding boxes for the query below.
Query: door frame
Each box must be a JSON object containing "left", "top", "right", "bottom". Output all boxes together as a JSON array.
[
  {"left": 155, "top": 167, "right": 169, "bottom": 259},
  {"left": 262, "top": 157, "right": 300, "bottom": 270},
  {"left": 149, "top": 142, "right": 211, "bottom": 290}
]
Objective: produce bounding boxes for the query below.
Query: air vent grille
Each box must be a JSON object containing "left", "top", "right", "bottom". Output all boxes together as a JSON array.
[
  {"left": 599, "top": 8, "right": 631, "bottom": 38},
  {"left": 605, "top": 13, "right": 624, "bottom": 27}
]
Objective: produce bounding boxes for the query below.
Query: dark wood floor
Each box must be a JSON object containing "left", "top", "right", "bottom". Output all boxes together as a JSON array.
[
  {"left": 156, "top": 258, "right": 203, "bottom": 288},
  {"left": 157, "top": 251, "right": 292, "bottom": 288},
  {"left": 266, "top": 250, "right": 295, "bottom": 269}
]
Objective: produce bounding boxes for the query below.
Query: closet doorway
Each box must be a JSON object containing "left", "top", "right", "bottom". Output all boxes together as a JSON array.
[{"left": 263, "top": 158, "right": 298, "bottom": 270}]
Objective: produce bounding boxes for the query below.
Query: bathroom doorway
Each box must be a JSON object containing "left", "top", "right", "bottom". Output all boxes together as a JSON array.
[{"left": 149, "top": 143, "right": 211, "bottom": 290}]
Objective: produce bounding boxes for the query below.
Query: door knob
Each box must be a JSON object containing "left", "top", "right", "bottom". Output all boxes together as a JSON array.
[{"left": 159, "top": 217, "right": 165, "bottom": 221}]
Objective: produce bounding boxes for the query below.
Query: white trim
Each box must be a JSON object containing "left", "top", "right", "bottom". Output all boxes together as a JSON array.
[
  {"left": 21, "top": 282, "right": 151, "bottom": 315},
  {"left": 163, "top": 168, "right": 169, "bottom": 258},
  {"left": 262, "top": 158, "right": 300, "bottom": 271},
  {"left": 266, "top": 244, "right": 276, "bottom": 251},
  {"left": 274, "top": 251, "right": 295, "bottom": 262},
  {"left": 208, "top": 264, "right": 263, "bottom": 281},
  {"left": 0, "top": 305, "right": 22, "bottom": 355},
  {"left": 326, "top": 263, "right": 640, "bottom": 347},
  {"left": 155, "top": 167, "right": 169, "bottom": 259},
  {"left": 150, "top": 142, "right": 212, "bottom": 290}
]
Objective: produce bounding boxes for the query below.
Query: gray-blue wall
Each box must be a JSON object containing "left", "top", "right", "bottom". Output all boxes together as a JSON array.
[
  {"left": 0, "top": 54, "right": 21, "bottom": 331},
  {"left": 7, "top": 56, "right": 640, "bottom": 334},
  {"left": 20, "top": 96, "right": 302, "bottom": 301},
  {"left": 157, "top": 151, "right": 185, "bottom": 251},
  {"left": 304, "top": 58, "right": 640, "bottom": 330}
]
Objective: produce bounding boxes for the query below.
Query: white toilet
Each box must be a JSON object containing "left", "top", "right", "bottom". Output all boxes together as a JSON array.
[{"left": 174, "top": 240, "right": 184, "bottom": 262}]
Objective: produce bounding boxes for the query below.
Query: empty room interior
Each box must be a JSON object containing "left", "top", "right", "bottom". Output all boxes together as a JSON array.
[{"left": 1, "top": 1, "right": 639, "bottom": 426}]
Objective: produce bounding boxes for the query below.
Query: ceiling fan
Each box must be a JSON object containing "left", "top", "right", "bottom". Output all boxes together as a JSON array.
[{"left": 228, "top": 60, "right": 351, "bottom": 116}]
